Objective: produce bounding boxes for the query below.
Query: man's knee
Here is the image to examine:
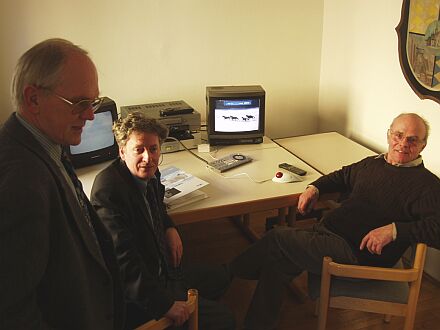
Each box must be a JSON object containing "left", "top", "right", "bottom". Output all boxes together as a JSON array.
[{"left": 264, "top": 226, "right": 297, "bottom": 254}]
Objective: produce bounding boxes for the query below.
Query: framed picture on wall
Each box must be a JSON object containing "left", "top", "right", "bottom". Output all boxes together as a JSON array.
[{"left": 396, "top": 0, "right": 440, "bottom": 104}]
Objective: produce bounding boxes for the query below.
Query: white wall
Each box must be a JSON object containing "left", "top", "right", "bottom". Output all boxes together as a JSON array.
[
  {"left": 320, "top": 0, "right": 440, "bottom": 280},
  {"left": 0, "top": 0, "right": 324, "bottom": 139}
]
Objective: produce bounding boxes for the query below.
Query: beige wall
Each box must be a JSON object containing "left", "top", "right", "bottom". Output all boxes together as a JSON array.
[
  {"left": 0, "top": 0, "right": 324, "bottom": 139},
  {"left": 319, "top": 0, "right": 440, "bottom": 280}
]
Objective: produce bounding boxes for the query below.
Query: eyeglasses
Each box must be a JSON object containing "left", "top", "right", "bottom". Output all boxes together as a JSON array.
[
  {"left": 47, "top": 90, "right": 104, "bottom": 114},
  {"left": 388, "top": 129, "right": 424, "bottom": 147}
]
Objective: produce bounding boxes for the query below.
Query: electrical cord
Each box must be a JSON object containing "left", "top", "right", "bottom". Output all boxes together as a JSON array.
[{"left": 205, "top": 164, "right": 272, "bottom": 184}]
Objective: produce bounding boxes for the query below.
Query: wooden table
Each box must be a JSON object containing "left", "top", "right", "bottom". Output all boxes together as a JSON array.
[{"left": 77, "top": 137, "right": 321, "bottom": 227}]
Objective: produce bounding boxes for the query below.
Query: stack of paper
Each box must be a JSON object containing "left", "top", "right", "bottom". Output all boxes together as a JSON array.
[{"left": 160, "top": 166, "right": 209, "bottom": 210}]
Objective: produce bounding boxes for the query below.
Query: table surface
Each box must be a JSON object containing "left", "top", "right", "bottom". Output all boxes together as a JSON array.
[
  {"left": 77, "top": 136, "right": 321, "bottom": 224},
  {"left": 78, "top": 133, "right": 376, "bottom": 225},
  {"left": 275, "top": 132, "right": 376, "bottom": 175}
]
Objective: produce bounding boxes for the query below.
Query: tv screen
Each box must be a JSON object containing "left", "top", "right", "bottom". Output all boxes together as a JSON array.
[
  {"left": 70, "top": 111, "right": 114, "bottom": 154},
  {"left": 213, "top": 99, "right": 260, "bottom": 133},
  {"left": 206, "top": 85, "right": 265, "bottom": 145},
  {"left": 67, "top": 97, "right": 119, "bottom": 168}
]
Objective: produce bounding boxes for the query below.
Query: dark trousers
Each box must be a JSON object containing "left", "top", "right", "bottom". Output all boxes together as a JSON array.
[
  {"left": 230, "top": 223, "right": 358, "bottom": 330},
  {"left": 125, "top": 263, "right": 235, "bottom": 330}
]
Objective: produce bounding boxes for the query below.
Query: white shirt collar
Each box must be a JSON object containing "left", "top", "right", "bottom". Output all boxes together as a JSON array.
[{"left": 375, "top": 153, "right": 423, "bottom": 167}]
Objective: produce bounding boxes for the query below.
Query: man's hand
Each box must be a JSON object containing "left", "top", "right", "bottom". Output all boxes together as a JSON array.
[
  {"left": 297, "top": 186, "right": 319, "bottom": 215},
  {"left": 360, "top": 224, "right": 394, "bottom": 255},
  {"left": 165, "top": 227, "right": 183, "bottom": 267},
  {"left": 164, "top": 301, "right": 189, "bottom": 327}
]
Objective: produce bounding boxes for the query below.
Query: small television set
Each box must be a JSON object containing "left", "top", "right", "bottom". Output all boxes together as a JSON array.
[
  {"left": 66, "top": 97, "right": 119, "bottom": 168},
  {"left": 206, "top": 85, "right": 265, "bottom": 145}
]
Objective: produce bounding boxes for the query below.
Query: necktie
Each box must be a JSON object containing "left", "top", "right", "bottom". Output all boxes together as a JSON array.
[
  {"left": 146, "top": 183, "right": 183, "bottom": 280},
  {"left": 145, "top": 184, "right": 168, "bottom": 265},
  {"left": 61, "top": 152, "right": 98, "bottom": 241}
]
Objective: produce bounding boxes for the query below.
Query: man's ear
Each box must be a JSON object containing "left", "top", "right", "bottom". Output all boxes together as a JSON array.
[
  {"left": 119, "top": 146, "right": 126, "bottom": 161},
  {"left": 23, "top": 85, "right": 41, "bottom": 114}
]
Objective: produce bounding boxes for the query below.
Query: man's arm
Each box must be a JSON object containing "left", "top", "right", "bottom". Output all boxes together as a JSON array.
[
  {"left": 360, "top": 185, "right": 440, "bottom": 254},
  {"left": 396, "top": 214, "right": 440, "bottom": 249},
  {"left": 311, "top": 160, "right": 362, "bottom": 195},
  {"left": 164, "top": 301, "right": 190, "bottom": 327},
  {"left": 360, "top": 213, "right": 440, "bottom": 255},
  {"left": 0, "top": 169, "right": 52, "bottom": 329},
  {"left": 297, "top": 185, "right": 319, "bottom": 215},
  {"left": 298, "top": 159, "right": 366, "bottom": 214},
  {"left": 165, "top": 227, "right": 183, "bottom": 267},
  {"left": 394, "top": 186, "right": 440, "bottom": 249},
  {"left": 156, "top": 174, "right": 183, "bottom": 267}
]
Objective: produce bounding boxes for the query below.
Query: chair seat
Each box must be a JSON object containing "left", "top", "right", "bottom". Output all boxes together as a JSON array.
[{"left": 308, "top": 272, "right": 409, "bottom": 303}]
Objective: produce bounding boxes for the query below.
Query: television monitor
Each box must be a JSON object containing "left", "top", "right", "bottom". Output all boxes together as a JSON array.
[
  {"left": 206, "top": 85, "right": 265, "bottom": 145},
  {"left": 66, "top": 97, "right": 119, "bottom": 168}
]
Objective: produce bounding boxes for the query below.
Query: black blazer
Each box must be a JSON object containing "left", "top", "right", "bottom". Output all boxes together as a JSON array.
[
  {"left": 0, "top": 114, "right": 124, "bottom": 330},
  {"left": 91, "top": 158, "right": 176, "bottom": 320}
]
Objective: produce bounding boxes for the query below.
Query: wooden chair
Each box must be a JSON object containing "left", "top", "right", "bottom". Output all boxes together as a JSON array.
[
  {"left": 308, "top": 243, "right": 427, "bottom": 330},
  {"left": 135, "top": 289, "right": 198, "bottom": 330}
]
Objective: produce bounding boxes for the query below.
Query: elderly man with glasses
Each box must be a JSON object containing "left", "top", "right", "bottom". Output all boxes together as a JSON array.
[
  {"left": 230, "top": 113, "right": 440, "bottom": 330},
  {"left": 0, "top": 38, "right": 124, "bottom": 329}
]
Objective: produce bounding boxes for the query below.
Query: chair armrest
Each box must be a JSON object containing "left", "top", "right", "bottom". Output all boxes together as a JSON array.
[
  {"left": 135, "top": 289, "right": 198, "bottom": 330},
  {"left": 325, "top": 243, "right": 426, "bottom": 282},
  {"left": 326, "top": 258, "right": 419, "bottom": 282}
]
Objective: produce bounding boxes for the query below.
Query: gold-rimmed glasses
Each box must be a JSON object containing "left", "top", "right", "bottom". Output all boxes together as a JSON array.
[
  {"left": 46, "top": 89, "right": 104, "bottom": 114},
  {"left": 388, "top": 129, "right": 424, "bottom": 147}
]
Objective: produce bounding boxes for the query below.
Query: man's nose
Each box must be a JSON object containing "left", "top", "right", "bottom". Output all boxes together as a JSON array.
[
  {"left": 80, "top": 107, "right": 95, "bottom": 121},
  {"left": 398, "top": 137, "right": 410, "bottom": 147},
  {"left": 141, "top": 149, "right": 150, "bottom": 161}
]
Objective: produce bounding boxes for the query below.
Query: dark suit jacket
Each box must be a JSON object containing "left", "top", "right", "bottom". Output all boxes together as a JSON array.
[
  {"left": 91, "top": 158, "right": 176, "bottom": 321},
  {"left": 0, "top": 114, "right": 124, "bottom": 330}
]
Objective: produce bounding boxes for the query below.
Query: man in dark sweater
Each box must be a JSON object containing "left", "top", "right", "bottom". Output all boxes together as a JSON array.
[{"left": 230, "top": 113, "right": 440, "bottom": 330}]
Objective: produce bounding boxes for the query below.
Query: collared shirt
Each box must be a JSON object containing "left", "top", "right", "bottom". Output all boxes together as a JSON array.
[
  {"left": 15, "top": 113, "right": 78, "bottom": 198},
  {"left": 375, "top": 153, "right": 423, "bottom": 167}
]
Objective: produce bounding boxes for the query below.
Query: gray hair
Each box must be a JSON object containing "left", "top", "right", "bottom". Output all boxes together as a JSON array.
[
  {"left": 391, "top": 113, "right": 430, "bottom": 142},
  {"left": 11, "top": 38, "right": 89, "bottom": 110},
  {"left": 113, "top": 112, "right": 169, "bottom": 148}
]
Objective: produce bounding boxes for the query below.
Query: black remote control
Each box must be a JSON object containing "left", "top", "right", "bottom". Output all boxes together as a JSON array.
[{"left": 278, "top": 163, "right": 307, "bottom": 176}]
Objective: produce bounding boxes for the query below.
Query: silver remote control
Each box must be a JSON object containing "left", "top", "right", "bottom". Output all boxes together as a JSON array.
[{"left": 208, "top": 154, "right": 252, "bottom": 173}]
